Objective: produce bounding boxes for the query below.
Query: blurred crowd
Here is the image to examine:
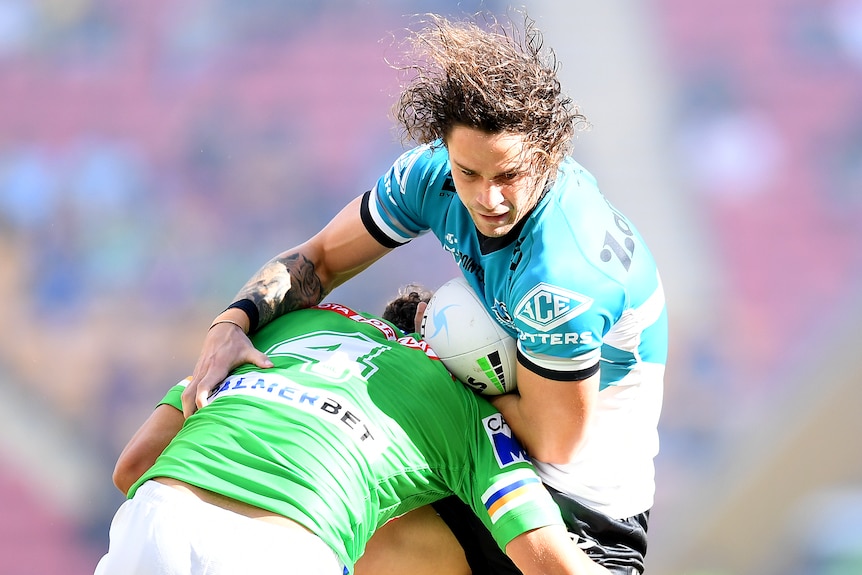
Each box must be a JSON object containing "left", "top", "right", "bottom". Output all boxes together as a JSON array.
[
  {"left": 0, "top": 0, "right": 425, "bottom": 437},
  {"left": 1, "top": 0, "right": 861, "bottom": 573},
  {"left": 654, "top": 0, "right": 862, "bottom": 467}
]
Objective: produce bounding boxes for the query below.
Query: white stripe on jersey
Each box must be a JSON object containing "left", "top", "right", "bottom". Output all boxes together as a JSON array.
[
  {"left": 368, "top": 191, "right": 416, "bottom": 245},
  {"left": 603, "top": 271, "right": 665, "bottom": 356}
]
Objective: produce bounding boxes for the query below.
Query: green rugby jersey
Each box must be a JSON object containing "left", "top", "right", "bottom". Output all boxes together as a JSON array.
[{"left": 131, "top": 303, "right": 563, "bottom": 571}]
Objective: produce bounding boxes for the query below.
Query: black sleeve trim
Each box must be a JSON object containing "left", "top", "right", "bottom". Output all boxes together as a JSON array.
[
  {"left": 360, "top": 190, "right": 405, "bottom": 249},
  {"left": 226, "top": 299, "right": 260, "bottom": 334},
  {"left": 517, "top": 349, "right": 601, "bottom": 382}
]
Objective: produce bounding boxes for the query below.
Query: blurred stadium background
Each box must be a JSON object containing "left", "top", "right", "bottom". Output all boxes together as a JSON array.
[{"left": 0, "top": 1, "right": 860, "bottom": 573}]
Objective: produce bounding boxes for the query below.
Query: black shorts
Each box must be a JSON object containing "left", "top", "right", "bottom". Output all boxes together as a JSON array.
[{"left": 432, "top": 487, "right": 649, "bottom": 575}]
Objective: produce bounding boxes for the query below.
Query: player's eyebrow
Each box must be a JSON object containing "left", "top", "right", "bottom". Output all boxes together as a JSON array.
[{"left": 450, "top": 157, "right": 523, "bottom": 178}]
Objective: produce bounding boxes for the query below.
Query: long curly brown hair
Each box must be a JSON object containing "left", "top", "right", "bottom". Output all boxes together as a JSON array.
[
  {"left": 391, "top": 11, "right": 588, "bottom": 180},
  {"left": 381, "top": 284, "right": 433, "bottom": 334}
]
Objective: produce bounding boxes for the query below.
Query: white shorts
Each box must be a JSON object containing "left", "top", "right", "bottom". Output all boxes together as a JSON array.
[{"left": 94, "top": 480, "right": 344, "bottom": 575}]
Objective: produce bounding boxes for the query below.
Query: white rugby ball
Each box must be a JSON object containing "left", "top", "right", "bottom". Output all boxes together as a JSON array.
[{"left": 421, "top": 276, "right": 518, "bottom": 395}]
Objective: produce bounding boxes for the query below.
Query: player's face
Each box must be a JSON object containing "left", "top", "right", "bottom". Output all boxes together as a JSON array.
[{"left": 447, "top": 125, "right": 544, "bottom": 238}]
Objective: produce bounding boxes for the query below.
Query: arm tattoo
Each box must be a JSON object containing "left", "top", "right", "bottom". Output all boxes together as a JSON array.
[{"left": 235, "top": 253, "right": 327, "bottom": 329}]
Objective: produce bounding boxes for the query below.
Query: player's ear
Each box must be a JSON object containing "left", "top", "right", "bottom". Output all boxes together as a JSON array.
[{"left": 414, "top": 301, "right": 428, "bottom": 334}]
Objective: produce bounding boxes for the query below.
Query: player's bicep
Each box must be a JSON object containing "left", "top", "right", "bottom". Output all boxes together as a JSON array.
[
  {"left": 516, "top": 364, "right": 599, "bottom": 418},
  {"left": 305, "top": 195, "right": 394, "bottom": 289},
  {"left": 513, "top": 365, "right": 600, "bottom": 462}
]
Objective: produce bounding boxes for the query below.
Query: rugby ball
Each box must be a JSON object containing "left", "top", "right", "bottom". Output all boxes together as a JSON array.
[{"left": 421, "top": 277, "right": 518, "bottom": 395}]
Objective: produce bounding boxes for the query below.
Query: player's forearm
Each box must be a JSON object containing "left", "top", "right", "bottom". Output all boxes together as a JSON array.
[
  {"left": 113, "top": 404, "right": 184, "bottom": 495},
  {"left": 227, "top": 251, "right": 327, "bottom": 332},
  {"left": 490, "top": 392, "right": 589, "bottom": 464},
  {"left": 222, "top": 195, "right": 390, "bottom": 332},
  {"left": 490, "top": 393, "right": 556, "bottom": 461},
  {"left": 506, "top": 525, "right": 611, "bottom": 575},
  {"left": 491, "top": 366, "right": 598, "bottom": 464}
]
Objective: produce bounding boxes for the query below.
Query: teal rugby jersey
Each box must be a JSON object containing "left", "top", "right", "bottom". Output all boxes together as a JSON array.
[
  {"left": 361, "top": 143, "right": 667, "bottom": 518},
  {"left": 132, "top": 305, "right": 563, "bottom": 571}
]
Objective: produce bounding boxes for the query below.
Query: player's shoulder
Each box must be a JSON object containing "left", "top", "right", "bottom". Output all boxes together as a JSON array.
[
  {"left": 533, "top": 159, "right": 656, "bottom": 274},
  {"left": 543, "top": 159, "right": 614, "bottom": 226},
  {"left": 382, "top": 144, "right": 458, "bottom": 222},
  {"left": 392, "top": 142, "right": 451, "bottom": 184}
]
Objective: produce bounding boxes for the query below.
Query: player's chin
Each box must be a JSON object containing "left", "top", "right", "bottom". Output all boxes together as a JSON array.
[
  {"left": 473, "top": 215, "right": 516, "bottom": 237},
  {"left": 479, "top": 224, "right": 516, "bottom": 238}
]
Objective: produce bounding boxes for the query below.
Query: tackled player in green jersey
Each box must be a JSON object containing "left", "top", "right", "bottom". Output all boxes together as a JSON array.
[{"left": 96, "top": 288, "right": 609, "bottom": 575}]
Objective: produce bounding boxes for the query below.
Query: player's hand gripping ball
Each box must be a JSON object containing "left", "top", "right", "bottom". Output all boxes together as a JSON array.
[{"left": 421, "top": 277, "right": 518, "bottom": 395}]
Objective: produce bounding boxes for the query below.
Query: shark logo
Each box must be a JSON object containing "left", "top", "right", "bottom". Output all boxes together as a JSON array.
[
  {"left": 490, "top": 299, "right": 515, "bottom": 331},
  {"left": 424, "top": 303, "right": 457, "bottom": 344}
]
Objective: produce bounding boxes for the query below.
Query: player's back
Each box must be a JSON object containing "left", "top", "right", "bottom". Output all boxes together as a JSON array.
[{"left": 132, "top": 305, "right": 547, "bottom": 570}]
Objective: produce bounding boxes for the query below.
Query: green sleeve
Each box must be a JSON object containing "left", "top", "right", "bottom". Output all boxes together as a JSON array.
[
  {"left": 157, "top": 378, "right": 189, "bottom": 411},
  {"left": 457, "top": 397, "right": 565, "bottom": 550}
]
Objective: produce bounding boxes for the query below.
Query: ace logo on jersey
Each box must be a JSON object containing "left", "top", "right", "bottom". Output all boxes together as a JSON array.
[
  {"left": 483, "top": 413, "right": 529, "bottom": 468},
  {"left": 514, "top": 283, "right": 593, "bottom": 332}
]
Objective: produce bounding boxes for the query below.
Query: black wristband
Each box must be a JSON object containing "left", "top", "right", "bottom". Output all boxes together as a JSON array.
[{"left": 226, "top": 299, "right": 260, "bottom": 334}]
